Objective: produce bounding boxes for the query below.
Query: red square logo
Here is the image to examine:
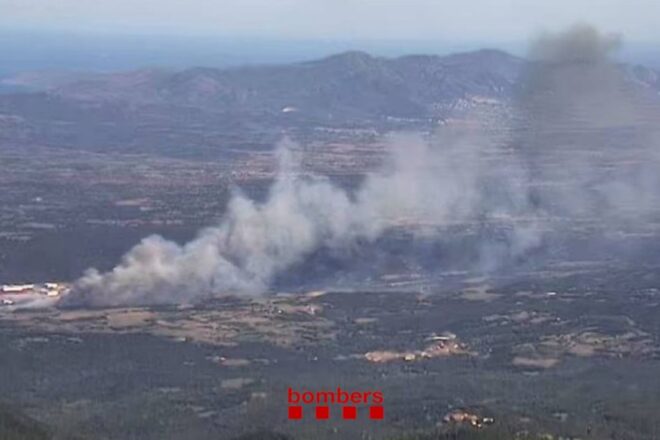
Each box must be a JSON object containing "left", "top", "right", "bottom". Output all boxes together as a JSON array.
[
  {"left": 315, "top": 406, "right": 330, "bottom": 419},
  {"left": 288, "top": 406, "right": 303, "bottom": 420},
  {"left": 342, "top": 406, "right": 357, "bottom": 419},
  {"left": 369, "top": 406, "right": 384, "bottom": 420}
]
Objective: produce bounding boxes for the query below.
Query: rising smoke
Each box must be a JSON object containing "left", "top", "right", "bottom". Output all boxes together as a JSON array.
[
  {"left": 519, "top": 24, "right": 660, "bottom": 220},
  {"left": 60, "top": 24, "right": 660, "bottom": 307},
  {"left": 61, "top": 134, "right": 494, "bottom": 307}
]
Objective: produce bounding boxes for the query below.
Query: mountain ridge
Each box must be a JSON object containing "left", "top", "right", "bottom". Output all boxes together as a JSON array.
[
  {"left": 47, "top": 49, "right": 525, "bottom": 119},
  {"left": 0, "top": 48, "right": 658, "bottom": 158}
]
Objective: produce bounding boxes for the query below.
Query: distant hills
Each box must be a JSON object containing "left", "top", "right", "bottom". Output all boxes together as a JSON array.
[
  {"left": 48, "top": 49, "right": 523, "bottom": 119},
  {"left": 0, "top": 49, "right": 658, "bottom": 157}
]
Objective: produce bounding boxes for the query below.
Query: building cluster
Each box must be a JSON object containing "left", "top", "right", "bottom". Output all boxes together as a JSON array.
[
  {"left": 364, "top": 332, "right": 471, "bottom": 363},
  {"left": 442, "top": 410, "right": 495, "bottom": 429},
  {"left": 0, "top": 282, "right": 68, "bottom": 305}
]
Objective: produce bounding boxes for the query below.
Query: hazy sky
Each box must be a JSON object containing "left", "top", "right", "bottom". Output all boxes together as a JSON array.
[{"left": 2, "top": 0, "right": 660, "bottom": 43}]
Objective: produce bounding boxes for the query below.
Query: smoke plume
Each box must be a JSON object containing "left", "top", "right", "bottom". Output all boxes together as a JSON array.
[
  {"left": 62, "top": 134, "right": 495, "bottom": 307},
  {"left": 519, "top": 24, "right": 660, "bottom": 220},
  {"left": 61, "top": 24, "right": 660, "bottom": 307}
]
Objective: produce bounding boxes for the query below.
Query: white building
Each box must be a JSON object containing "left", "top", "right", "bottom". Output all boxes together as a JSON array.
[{"left": 1, "top": 284, "right": 35, "bottom": 293}]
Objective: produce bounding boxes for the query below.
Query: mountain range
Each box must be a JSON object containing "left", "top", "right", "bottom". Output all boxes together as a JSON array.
[
  {"left": 48, "top": 49, "right": 523, "bottom": 119},
  {"left": 0, "top": 49, "right": 658, "bottom": 157}
]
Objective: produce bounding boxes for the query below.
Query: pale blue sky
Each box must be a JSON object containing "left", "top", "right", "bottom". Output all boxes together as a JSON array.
[{"left": 1, "top": 0, "right": 659, "bottom": 43}]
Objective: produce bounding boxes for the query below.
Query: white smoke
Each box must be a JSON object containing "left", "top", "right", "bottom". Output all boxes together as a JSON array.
[
  {"left": 60, "top": 25, "right": 660, "bottom": 308},
  {"left": 64, "top": 134, "right": 505, "bottom": 307}
]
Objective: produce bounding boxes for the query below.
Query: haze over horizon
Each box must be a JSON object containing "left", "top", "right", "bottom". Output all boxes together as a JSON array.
[
  {"left": 3, "top": 0, "right": 660, "bottom": 42},
  {"left": 2, "top": 0, "right": 660, "bottom": 73}
]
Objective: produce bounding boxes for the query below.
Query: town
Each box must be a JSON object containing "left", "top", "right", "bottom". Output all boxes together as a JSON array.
[{"left": 0, "top": 282, "right": 68, "bottom": 306}]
